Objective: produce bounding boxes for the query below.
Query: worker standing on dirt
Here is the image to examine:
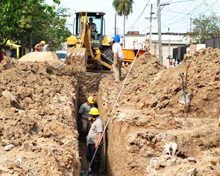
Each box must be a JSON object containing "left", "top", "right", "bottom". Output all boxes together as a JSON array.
[
  {"left": 42, "top": 41, "right": 52, "bottom": 51},
  {"left": 111, "top": 34, "right": 123, "bottom": 82},
  {"left": 40, "top": 41, "right": 45, "bottom": 51},
  {"left": 86, "top": 107, "right": 103, "bottom": 176},
  {"left": 34, "top": 41, "right": 45, "bottom": 52},
  {"left": 78, "top": 96, "right": 95, "bottom": 142},
  {"left": 88, "top": 18, "right": 97, "bottom": 40}
]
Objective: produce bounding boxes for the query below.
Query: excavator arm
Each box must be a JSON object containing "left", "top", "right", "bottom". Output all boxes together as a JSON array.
[
  {"left": 76, "top": 11, "right": 94, "bottom": 58},
  {"left": 66, "top": 11, "right": 113, "bottom": 71}
]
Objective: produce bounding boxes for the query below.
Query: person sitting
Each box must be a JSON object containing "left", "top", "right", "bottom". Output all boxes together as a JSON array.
[{"left": 88, "top": 18, "right": 97, "bottom": 40}]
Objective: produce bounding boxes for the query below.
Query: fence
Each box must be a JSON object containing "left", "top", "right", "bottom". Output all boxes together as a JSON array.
[
  {"left": 173, "top": 45, "right": 187, "bottom": 61},
  {"left": 206, "top": 36, "right": 220, "bottom": 49}
]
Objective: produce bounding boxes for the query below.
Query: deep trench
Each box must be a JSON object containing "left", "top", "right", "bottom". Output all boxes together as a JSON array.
[
  {"left": 75, "top": 71, "right": 110, "bottom": 176},
  {"left": 78, "top": 101, "right": 99, "bottom": 173}
]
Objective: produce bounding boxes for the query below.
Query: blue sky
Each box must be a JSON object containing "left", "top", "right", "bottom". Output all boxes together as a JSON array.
[{"left": 45, "top": 0, "right": 220, "bottom": 36}]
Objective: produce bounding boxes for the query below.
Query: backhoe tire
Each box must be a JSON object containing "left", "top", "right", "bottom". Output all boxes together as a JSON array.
[
  {"left": 102, "top": 49, "right": 114, "bottom": 65},
  {"left": 101, "top": 48, "right": 114, "bottom": 71}
]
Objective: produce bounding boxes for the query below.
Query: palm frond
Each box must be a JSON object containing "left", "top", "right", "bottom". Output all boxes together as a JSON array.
[{"left": 112, "top": 0, "right": 133, "bottom": 16}]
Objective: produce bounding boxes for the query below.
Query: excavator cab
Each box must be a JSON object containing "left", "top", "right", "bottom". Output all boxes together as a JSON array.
[
  {"left": 75, "top": 12, "right": 105, "bottom": 46},
  {"left": 67, "top": 11, "right": 114, "bottom": 71}
]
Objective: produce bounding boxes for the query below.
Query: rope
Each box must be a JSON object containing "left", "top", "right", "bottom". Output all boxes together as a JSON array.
[{"left": 86, "top": 49, "right": 141, "bottom": 175}]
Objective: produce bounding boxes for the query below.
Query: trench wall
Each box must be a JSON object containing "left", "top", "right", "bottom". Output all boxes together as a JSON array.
[
  {"left": 98, "top": 97, "right": 220, "bottom": 176},
  {"left": 74, "top": 72, "right": 106, "bottom": 105},
  {"left": 97, "top": 69, "right": 220, "bottom": 176},
  {"left": 74, "top": 71, "right": 108, "bottom": 173}
]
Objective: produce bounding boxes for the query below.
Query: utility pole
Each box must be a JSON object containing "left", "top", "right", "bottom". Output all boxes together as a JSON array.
[
  {"left": 157, "top": 0, "right": 163, "bottom": 64},
  {"left": 190, "top": 17, "right": 192, "bottom": 43},
  {"left": 149, "top": 4, "right": 153, "bottom": 53},
  {"left": 157, "top": 1, "right": 169, "bottom": 64},
  {"left": 123, "top": 15, "right": 125, "bottom": 48},
  {"left": 115, "top": 14, "right": 117, "bottom": 35},
  {"left": 30, "top": 31, "right": 32, "bottom": 52},
  {"left": 168, "top": 27, "right": 171, "bottom": 68},
  {"left": 145, "top": 4, "right": 156, "bottom": 53},
  {"left": 199, "top": 15, "right": 201, "bottom": 44}
]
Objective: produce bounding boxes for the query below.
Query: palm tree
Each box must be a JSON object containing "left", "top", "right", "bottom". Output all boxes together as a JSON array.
[{"left": 112, "top": 0, "right": 134, "bottom": 48}]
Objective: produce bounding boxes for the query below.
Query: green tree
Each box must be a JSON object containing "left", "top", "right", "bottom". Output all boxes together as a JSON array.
[
  {"left": 188, "top": 14, "right": 220, "bottom": 44},
  {"left": 112, "top": 0, "right": 134, "bottom": 48},
  {"left": 16, "top": 4, "right": 72, "bottom": 51},
  {"left": 0, "top": 0, "right": 58, "bottom": 46},
  {"left": 0, "top": 0, "right": 72, "bottom": 51}
]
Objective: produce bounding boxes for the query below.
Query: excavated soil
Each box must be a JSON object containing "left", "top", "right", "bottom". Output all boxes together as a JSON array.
[
  {"left": 0, "top": 56, "right": 109, "bottom": 175},
  {"left": 0, "top": 47, "right": 219, "bottom": 176},
  {"left": 0, "top": 57, "right": 80, "bottom": 175},
  {"left": 98, "top": 48, "right": 220, "bottom": 176},
  {"left": 19, "top": 52, "right": 63, "bottom": 68}
]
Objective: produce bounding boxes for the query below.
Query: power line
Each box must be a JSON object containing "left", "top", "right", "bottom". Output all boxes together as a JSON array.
[
  {"left": 133, "top": 19, "right": 147, "bottom": 31},
  {"left": 141, "top": 26, "right": 149, "bottom": 34},
  {"left": 140, "top": 2, "right": 161, "bottom": 34},
  {"left": 162, "top": 0, "right": 195, "bottom": 3},
  {"left": 162, "top": 10, "right": 189, "bottom": 15},
  {"left": 161, "top": 0, "right": 187, "bottom": 14},
  {"left": 147, "top": 0, "right": 195, "bottom": 6},
  {"left": 169, "top": 23, "right": 190, "bottom": 30},
  {"left": 127, "top": 0, "right": 150, "bottom": 31},
  {"left": 163, "top": 0, "right": 207, "bottom": 26},
  {"left": 165, "top": 0, "right": 218, "bottom": 26},
  {"left": 203, "top": 0, "right": 218, "bottom": 15},
  {"left": 162, "top": 0, "right": 196, "bottom": 23}
]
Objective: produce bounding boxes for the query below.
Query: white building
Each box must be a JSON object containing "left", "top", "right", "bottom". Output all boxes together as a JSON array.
[{"left": 124, "top": 32, "right": 190, "bottom": 67}]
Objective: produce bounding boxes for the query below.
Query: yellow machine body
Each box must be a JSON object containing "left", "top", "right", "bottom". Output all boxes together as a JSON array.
[{"left": 66, "top": 11, "right": 113, "bottom": 70}]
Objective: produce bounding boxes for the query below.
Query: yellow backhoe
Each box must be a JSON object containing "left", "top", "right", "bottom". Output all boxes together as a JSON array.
[
  {"left": 19, "top": 11, "right": 147, "bottom": 70},
  {"left": 66, "top": 11, "right": 114, "bottom": 71}
]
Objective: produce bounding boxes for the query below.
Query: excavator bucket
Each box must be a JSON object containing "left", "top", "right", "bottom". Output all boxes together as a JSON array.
[
  {"left": 66, "top": 47, "right": 88, "bottom": 72},
  {"left": 19, "top": 52, "right": 63, "bottom": 68}
]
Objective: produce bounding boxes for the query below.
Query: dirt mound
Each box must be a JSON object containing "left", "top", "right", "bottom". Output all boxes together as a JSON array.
[
  {"left": 19, "top": 51, "right": 63, "bottom": 68},
  {"left": 98, "top": 48, "right": 220, "bottom": 175},
  {"left": 0, "top": 58, "right": 80, "bottom": 175},
  {"left": 146, "top": 148, "right": 220, "bottom": 176},
  {"left": 100, "top": 48, "right": 220, "bottom": 118}
]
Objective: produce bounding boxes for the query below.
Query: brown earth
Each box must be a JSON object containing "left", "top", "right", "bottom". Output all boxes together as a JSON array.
[
  {"left": 19, "top": 51, "right": 63, "bottom": 67},
  {"left": 0, "top": 57, "right": 80, "bottom": 175},
  {"left": 98, "top": 48, "right": 220, "bottom": 176},
  {"left": 0, "top": 47, "right": 219, "bottom": 176},
  {"left": 0, "top": 56, "right": 110, "bottom": 175}
]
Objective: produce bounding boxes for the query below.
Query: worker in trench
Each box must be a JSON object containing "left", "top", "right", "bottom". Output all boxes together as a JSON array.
[
  {"left": 111, "top": 34, "right": 123, "bottom": 82},
  {"left": 86, "top": 107, "right": 103, "bottom": 176},
  {"left": 78, "top": 96, "right": 95, "bottom": 142}
]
